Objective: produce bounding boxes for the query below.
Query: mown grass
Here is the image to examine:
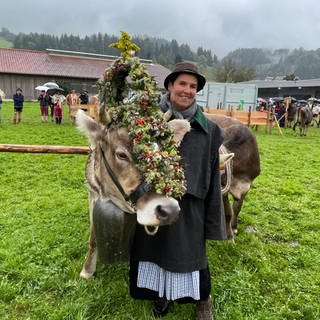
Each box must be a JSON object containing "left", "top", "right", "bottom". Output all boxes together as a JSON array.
[{"left": 0, "top": 101, "right": 319, "bottom": 320}]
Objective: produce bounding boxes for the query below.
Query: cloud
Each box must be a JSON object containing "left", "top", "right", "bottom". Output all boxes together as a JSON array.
[{"left": 2, "top": 0, "right": 320, "bottom": 58}]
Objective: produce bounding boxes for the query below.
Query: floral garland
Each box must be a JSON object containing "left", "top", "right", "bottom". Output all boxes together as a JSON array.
[{"left": 98, "top": 31, "right": 186, "bottom": 198}]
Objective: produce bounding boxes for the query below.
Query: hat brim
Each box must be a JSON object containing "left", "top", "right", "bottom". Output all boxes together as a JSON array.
[{"left": 164, "top": 71, "right": 206, "bottom": 92}]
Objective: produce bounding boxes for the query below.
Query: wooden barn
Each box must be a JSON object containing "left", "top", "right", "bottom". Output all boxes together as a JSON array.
[{"left": 0, "top": 48, "right": 171, "bottom": 100}]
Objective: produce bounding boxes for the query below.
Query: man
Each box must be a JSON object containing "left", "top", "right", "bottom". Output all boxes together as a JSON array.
[
  {"left": 79, "top": 90, "right": 89, "bottom": 105},
  {"left": 12, "top": 88, "right": 24, "bottom": 124},
  {"left": 37, "top": 90, "right": 50, "bottom": 123},
  {"left": 129, "top": 62, "right": 227, "bottom": 320}
]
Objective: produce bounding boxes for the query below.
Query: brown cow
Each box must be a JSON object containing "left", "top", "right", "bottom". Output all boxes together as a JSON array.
[
  {"left": 286, "top": 103, "right": 298, "bottom": 128},
  {"left": 76, "top": 110, "right": 235, "bottom": 278},
  {"left": 205, "top": 114, "right": 261, "bottom": 241},
  {"left": 292, "top": 105, "right": 313, "bottom": 136},
  {"left": 76, "top": 110, "right": 192, "bottom": 278}
]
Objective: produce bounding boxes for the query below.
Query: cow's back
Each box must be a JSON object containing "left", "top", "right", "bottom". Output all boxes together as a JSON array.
[
  {"left": 205, "top": 114, "right": 260, "bottom": 181},
  {"left": 300, "top": 106, "right": 313, "bottom": 124}
]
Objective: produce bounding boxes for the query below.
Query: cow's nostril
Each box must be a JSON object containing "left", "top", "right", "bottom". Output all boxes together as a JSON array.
[
  {"left": 155, "top": 204, "right": 180, "bottom": 225},
  {"left": 156, "top": 205, "right": 169, "bottom": 220}
]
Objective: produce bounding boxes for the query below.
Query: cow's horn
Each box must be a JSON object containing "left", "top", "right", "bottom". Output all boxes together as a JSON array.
[{"left": 99, "top": 105, "right": 112, "bottom": 126}]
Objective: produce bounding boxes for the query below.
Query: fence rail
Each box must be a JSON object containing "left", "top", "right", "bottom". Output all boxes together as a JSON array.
[
  {"left": 0, "top": 144, "right": 90, "bottom": 154},
  {"left": 205, "top": 105, "right": 277, "bottom": 133}
]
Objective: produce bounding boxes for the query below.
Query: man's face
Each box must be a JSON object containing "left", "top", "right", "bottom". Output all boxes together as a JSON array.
[{"left": 168, "top": 74, "right": 198, "bottom": 111}]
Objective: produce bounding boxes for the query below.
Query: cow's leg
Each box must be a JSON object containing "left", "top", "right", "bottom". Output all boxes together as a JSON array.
[
  {"left": 223, "top": 194, "right": 235, "bottom": 242},
  {"left": 80, "top": 225, "right": 98, "bottom": 279},
  {"left": 292, "top": 121, "right": 297, "bottom": 132},
  {"left": 299, "top": 125, "right": 303, "bottom": 136},
  {"left": 231, "top": 193, "right": 246, "bottom": 235}
]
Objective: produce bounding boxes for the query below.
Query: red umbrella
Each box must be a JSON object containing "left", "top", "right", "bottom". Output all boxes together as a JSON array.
[{"left": 257, "top": 97, "right": 267, "bottom": 103}]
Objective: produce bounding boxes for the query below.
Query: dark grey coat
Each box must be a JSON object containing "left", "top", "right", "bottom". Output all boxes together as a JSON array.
[{"left": 130, "top": 106, "right": 227, "bottom": 273}]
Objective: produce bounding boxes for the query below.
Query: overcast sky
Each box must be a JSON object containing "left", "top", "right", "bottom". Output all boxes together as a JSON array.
[{"left": 2, "top": 0, "right": 320, "bottom": 58}]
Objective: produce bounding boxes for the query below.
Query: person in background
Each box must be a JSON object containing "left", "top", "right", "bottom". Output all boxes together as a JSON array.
[
  {"left": 79, "top": 90, "right": 89, "bottom": 105},
  {"left": 129, "top": 62, "right": 227, "bottom": 320},
  {"left": 12, "top": 88, "right": 24, "bottom": 124},
  {"left": 0, "top": 94, "right": 2, "bottom": 123},
  {"left": 37, "top": 90, "right": 50, "bottom": 123},
  {"left": 66, "top": 89, "right": 79, "bottom": 120},
  {"left": 51, "top": 89, "right": 66, "bottom": 123},
  {"left": 53, "top": 102, "right": 62, "bottom": 124}
]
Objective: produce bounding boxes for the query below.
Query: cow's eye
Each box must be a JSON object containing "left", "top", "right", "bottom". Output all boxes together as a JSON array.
[{"left": 116, "top": 151, "right": 129, "bottom": 161}]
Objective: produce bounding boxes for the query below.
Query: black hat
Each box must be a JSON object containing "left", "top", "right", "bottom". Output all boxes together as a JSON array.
[{"left": 164, "top": 62, "right": 206, "bottom": 92}]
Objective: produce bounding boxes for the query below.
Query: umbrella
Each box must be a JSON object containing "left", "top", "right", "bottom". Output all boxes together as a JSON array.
[
  {"left": 284, "top": 96, "right": 297, "bottom": 102},
  {"left": 43, "top": 82, "right": 59, "bottom": 89},
  {"left": 269, "top": 97, "right": 284, "bottom": 104},
  {"left": 47, "top": 87, "right": 64, "bottom": 96},
  {"left": 307, "top": 97, "right": 320, "bottom": 103},
  {"left": 35, "top": 85, "right": 49, "bottom": 91},
  {"left": 257, "top": 97, "right": 267, "bottom": 103}
]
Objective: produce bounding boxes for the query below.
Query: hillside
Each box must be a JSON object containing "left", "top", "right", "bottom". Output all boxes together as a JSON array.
[
  {"left": 2, "top": 27, "right": 320, "bottom": 80},
  {"left": 223, "top": 48, "right": 320, "bottom": 80},
  {"left": 0, "top": 36, "right": 12, "bottom": 48}
]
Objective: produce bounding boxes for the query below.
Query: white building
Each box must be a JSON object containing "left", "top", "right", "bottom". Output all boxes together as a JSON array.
[{"left": 197, "top": 82, "right": 258, "bottom": 111}]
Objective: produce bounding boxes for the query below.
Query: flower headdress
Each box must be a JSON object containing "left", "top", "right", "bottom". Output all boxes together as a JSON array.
[{"left": 98, "top": 31, "right": 186, "bottom": 198}]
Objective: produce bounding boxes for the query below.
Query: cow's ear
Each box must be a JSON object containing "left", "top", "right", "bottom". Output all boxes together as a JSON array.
[
  {"left": 76, "top": 110, "right": 103, "bottom": 147},
  {"left": 167, "top": 119, "right": 191, "bottom": 146}
]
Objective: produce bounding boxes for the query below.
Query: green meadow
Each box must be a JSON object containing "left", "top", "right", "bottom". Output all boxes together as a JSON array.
[
  {"left": 0, "top": 37, "right": 13, "bottom": 48},
  {"left": 0, "top": 101, "right": 319, "bottom": 319}
]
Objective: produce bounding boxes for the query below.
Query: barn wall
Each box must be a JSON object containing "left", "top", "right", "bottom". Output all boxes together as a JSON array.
[{"left": 0, "top": 73, "right": 99, "bottom": 100}]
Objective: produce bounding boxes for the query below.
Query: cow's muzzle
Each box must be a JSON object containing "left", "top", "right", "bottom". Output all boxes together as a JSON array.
[
  {"left": 144, "top": 204, "right": 180, "bottom": 236},
  {"left": 144, "top": 202, "right": 180, "bottom": 236},
  {"left": 136, "top": 195, "right": 180, "bottom": 236}
]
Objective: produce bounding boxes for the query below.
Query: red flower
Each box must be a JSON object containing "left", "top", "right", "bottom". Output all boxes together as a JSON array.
[
  {"left": 134, "top": 133, "right": 143, "bottom": 143},
  {"left": 136, "top": 119, "right": 145, "bottom": 125},
  {"left": 163, "top": 185, "right": 172, "bottom": 195}
]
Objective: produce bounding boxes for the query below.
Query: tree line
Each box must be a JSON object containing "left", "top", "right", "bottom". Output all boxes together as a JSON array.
[
  {"left": 0, "top": 28, "right": 216, "bottom": 68},
  {"left": 0, "top": 27, "right": 252, "bottom": 82},
  {"left": 2, "top": 27, "right": 320, "bottom": 81}
]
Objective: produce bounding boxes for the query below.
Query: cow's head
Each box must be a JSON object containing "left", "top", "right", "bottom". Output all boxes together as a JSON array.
[{"left": 76, "top": 110, "right": 190, "bottom": 235}]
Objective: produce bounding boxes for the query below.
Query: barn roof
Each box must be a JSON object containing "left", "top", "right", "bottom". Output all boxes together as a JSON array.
[{"left": 0, "top": 48, "right": 170, "bottom": 89}]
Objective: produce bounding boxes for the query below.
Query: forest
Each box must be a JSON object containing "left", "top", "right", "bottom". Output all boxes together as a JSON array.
[{"left": 2, "top": 27, "right": 320, "bottom": 81}]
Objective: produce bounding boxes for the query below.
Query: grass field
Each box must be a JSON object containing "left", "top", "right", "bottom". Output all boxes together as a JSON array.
[{"left": 0, "top": 101, "right": 319, "bottom": 319}]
